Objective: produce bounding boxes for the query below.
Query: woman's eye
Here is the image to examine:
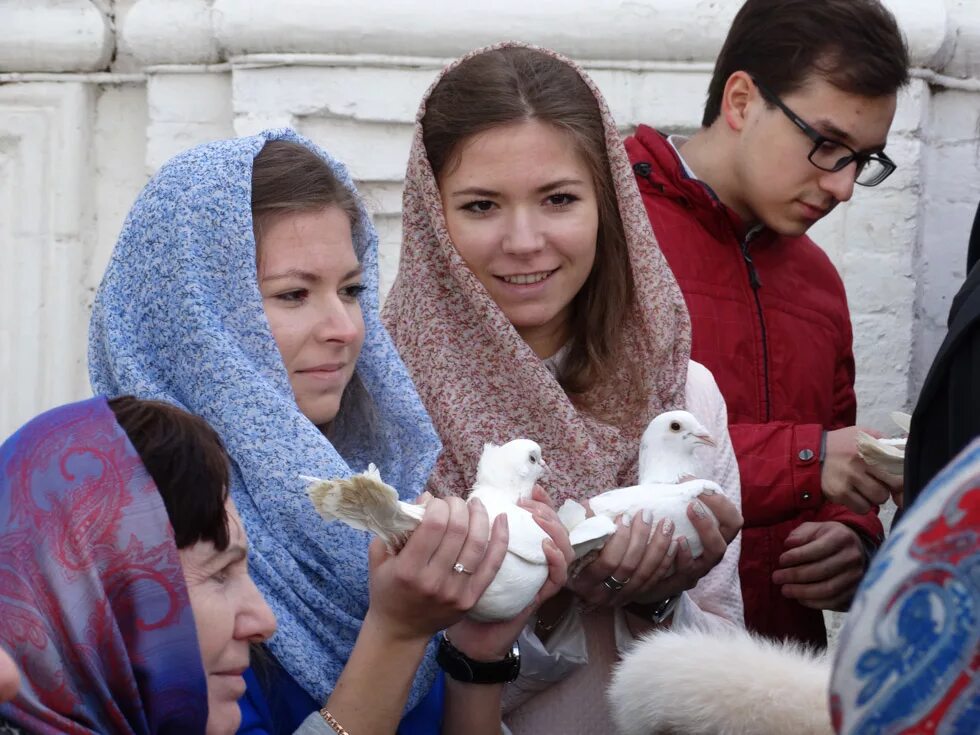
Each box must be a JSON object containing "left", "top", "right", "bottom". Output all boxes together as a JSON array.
[
  {"left": 341, "top": 283, "right": 366, "bottom": 300},
  {"left": 211, "top": 569, "right": 231, "bottom": 584},
  {"left": 546, "top": 192, "right": 578, "bottom": 208},
  {"left": 462, "top": 200, "right": 496, "bottom": 214},
  {"left": 276, "top": 289, "right": 308, "bottom": 303}
]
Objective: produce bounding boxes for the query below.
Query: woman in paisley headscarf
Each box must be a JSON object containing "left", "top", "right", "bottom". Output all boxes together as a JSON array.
[
  {"left": 384, "top": 44, "right": 745, "bottom": 731},
  {"left": 88, "top": 132, "right": 568, "bottom": 734},
  {"left": 0, "top": 395, "right": 276, "bottom": 734}
]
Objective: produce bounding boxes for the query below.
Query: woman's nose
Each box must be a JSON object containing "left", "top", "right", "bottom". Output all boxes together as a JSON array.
[
  {"left": 238, "top": 578, "right": 278, "bottom": 643},
  {"left": 501, "top": 210, "right": 545, "bottom": 255},
  {"left": 313, "top": 301, "right": 361, "bottom": 344}
]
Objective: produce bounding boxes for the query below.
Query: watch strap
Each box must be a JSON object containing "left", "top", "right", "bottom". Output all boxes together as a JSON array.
[
  {"left": 436, "top": 632, "right": 521, "bottom": 684},
  {"left": 626, "top": 594, "right": 678, "bottom": 624}
]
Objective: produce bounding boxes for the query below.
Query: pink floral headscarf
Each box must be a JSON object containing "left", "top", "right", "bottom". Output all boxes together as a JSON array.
[{"left": 383, "top": 43, "right": 691, "bottom": 503}]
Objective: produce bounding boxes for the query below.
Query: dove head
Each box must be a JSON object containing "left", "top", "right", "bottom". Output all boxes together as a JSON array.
[
  {"left": 474, "top": 439, "right": 546, "bottom": 502},
  {"left": 639, "top": 410, "right": 715, "bottom": 483}
]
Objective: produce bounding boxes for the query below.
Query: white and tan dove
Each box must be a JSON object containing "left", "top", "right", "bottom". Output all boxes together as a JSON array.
[{"left": 304, "top": 439, "right": 551, "bottom": 622}]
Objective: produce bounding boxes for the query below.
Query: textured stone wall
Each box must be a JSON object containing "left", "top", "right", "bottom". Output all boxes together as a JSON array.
[{"left": 1, "top": 0, "right": 978, "bottom": 446}]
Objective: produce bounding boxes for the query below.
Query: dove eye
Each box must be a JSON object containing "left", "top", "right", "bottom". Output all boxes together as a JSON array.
[
  {"left": 529, "top": 454, "right": 538, "bottom": 464},
  {"left": 670, "top": 421, "right": 681, "bottom": 431}
]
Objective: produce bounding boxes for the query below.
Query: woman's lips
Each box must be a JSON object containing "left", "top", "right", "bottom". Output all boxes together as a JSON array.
[
  {"left": 296, "top": 364, "right": 347, "bottom": 383},
  {"left": 496, "top": 269, "right": 558, "bottom": 287}
]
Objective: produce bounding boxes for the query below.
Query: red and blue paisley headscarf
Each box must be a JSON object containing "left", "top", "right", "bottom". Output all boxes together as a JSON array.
[
  {"left": 831, "top": 438, "right": 980, "bottom": 734},
  {"left": 0, "top": 397, "right": 208, "bottom": 734}
]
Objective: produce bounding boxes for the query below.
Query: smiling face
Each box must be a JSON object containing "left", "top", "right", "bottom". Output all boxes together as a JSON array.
[
  {"left": 257, "top": 206, "right": 366, "bottom": 426},
  {"left": 180, "top": 499, "right": 277, "bottom": 735},
  {"left": 439, "top": 119, "right": 599, "bottom": 358},
  {"left": 729, "top": 73, "right": 896, "bottom": 235}
]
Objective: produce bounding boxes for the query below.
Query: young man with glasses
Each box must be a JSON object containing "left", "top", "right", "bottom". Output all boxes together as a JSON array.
[{"left": 625, "top": 0, "right": 909, "bottom": 647}]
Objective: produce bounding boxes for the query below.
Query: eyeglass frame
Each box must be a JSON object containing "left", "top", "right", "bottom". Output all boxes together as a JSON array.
[{"left": 748, "top": 74, "right": 897, "bottom": 187}]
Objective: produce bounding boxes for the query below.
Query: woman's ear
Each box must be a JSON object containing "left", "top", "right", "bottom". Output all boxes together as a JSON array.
[{"left": 721, "top": 71, "right": 756, "bottom": 133}]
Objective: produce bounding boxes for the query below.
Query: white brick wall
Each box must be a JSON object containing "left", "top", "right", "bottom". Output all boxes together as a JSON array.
[{"left": 1, "top": 0, "right": 978, "bottom": 444}]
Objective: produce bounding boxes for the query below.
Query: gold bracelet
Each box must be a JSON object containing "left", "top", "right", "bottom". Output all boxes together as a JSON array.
[{"left": 318, "top": 707, "right": 351, "bottom": 735}]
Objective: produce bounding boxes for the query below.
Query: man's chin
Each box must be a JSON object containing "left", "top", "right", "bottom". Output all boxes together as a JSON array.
[{"left": 765, "top": 215, "right": 814, "bottom": 238}]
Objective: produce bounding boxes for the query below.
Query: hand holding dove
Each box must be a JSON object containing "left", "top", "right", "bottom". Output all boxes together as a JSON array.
[{"left": 561, "top": 411, "right": 742, "bottom": 607}]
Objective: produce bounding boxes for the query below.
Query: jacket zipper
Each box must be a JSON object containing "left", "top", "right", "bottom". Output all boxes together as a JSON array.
[{"left": 739, "top": 227, "right": 771, "bottom": 422}]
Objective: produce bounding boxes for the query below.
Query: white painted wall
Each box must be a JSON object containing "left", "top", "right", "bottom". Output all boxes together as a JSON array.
[{"left": 1, "top": 0, "right": 978, "bottom": 444}]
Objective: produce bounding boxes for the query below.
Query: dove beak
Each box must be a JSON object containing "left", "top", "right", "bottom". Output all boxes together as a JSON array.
[
  {"left": 539, "top": 458, "right": 549, "bottom": 474},
  {"left": 693, "top": 431, "right": 716, "bottom": 448}
]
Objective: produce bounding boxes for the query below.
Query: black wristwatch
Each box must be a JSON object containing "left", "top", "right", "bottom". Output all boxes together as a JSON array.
[
  {"left": 626, "top": 595, "right": 678, "bottom": 624},
  {"left": 436, "top": 632, "right": 521, "bottom": 684}
]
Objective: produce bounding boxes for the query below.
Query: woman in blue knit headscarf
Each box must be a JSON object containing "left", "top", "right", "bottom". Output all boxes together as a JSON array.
[{"left": 88, "top": 130, "right": 567, "bottom": 734}]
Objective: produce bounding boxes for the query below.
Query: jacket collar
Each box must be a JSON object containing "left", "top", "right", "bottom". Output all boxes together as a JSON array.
[{"left": 628, "top": 125, "right": 765, "bottom": 246}]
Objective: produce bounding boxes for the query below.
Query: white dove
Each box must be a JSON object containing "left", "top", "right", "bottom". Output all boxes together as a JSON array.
[
  {"left": 304, "top": 439, "right": 550, "bottom": 622},
  {"left": 559, "top": 410, "right": 722, "bottom": 559},
  {"left": 856, "top": 410, "right": 910, "bottom": 477}
]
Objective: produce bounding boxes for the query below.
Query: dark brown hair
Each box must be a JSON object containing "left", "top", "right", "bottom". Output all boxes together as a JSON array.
[
  {"left": 251, "top": 140, "right": 359, "bottom": 240},
  {"left": 109, "top": 396, "right": 231, "bottom": 551},
  {"left": 703, "top": 0, "right": 909, "bottom": 126},
  {"left": 422, "top": 47, "right": 636, "bottom": 406}
]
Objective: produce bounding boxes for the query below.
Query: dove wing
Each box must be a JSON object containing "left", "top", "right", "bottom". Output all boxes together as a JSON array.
[
  {"left": 569, "top": 515, "right": 617, "bottom": 559},
  {"left": 557, "top": 499, "right": 588, "bottom": 531},
  {"left": 890, "top": 411, "right": 912, "bottom": 434},
  {"left": 498, "top": 505, "right": 549, "bottom": 564},
  {"left": 306, "top": 472, "right": 425, "bottom": 551}
]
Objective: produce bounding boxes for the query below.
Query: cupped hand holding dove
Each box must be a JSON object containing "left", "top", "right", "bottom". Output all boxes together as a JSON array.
[{"left": 567, "top": 491, "right": 741, "bottom": 608}]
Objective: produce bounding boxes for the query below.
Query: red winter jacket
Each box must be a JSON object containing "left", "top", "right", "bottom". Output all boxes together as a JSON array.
[{"left": 625, "top": 126, "right": 883, "bottom": 647}]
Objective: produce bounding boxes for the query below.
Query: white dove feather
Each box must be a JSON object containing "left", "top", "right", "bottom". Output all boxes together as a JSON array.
[
  {"left": 305, "top": 439, "right": 549, "bottom": 622},
  {"left": 856, "top": 411, "right": 911, "bottom": 477},
  {"left": 560, "top": 410, "right": 721, "bottom": 559}
]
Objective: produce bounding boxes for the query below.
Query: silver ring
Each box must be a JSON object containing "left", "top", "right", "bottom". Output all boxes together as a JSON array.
[
  {"left": 602, "top": 574, "right": 630, "bottom": 591},
  {"left": 452, "top": 562, "right": 474, "bottom": 575}
]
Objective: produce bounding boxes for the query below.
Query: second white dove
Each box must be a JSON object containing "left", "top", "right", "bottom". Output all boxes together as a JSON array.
[{"left": 560, "top": 410, "right": 722, "bottom": 560}]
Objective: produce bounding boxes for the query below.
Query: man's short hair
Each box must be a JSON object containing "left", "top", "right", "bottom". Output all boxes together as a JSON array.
[{"left": 702, "top": 0, "right": 910, "bottom": 127}]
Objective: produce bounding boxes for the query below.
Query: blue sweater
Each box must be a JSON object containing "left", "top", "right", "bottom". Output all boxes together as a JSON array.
[{"left": 238, "top": 660, "right": 444, "bottom": 735}]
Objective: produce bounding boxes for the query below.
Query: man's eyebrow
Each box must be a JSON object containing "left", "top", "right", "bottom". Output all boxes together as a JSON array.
[
  {"left": 813, "top": 118, "right": 856, "bottom": 145},
  {"left": 813, "top": 119, "right": 887, "bottom": 153}
]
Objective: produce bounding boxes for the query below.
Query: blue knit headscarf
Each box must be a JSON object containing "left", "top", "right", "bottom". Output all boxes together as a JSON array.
[{"left": 88, "top": 129, "right": 442, "bottom": 707}]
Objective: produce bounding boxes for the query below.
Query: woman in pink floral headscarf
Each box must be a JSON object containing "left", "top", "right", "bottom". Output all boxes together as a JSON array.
[{"left": 384, "top": 44, "right": 746, "bottom": 731}]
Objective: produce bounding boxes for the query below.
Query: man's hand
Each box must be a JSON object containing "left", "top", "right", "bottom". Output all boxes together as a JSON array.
[
  {"left": 822, "top": 426, "right": 902, "bottom": 513},
  {"left": 771, "top": 521, "right": 866, "bottom": 611}
]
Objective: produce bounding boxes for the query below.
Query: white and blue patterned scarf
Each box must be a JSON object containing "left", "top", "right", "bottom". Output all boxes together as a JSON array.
[{"left": 88, "top": 129, "right": 442, "bottom": 707}]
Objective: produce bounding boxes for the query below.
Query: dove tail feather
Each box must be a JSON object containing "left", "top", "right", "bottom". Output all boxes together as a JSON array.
[
  {"left": 306, "top": 474, "right": 422, "bottom": 552},
  {"left": 609, "top": 628, "right": 832, "bottom": 735}
]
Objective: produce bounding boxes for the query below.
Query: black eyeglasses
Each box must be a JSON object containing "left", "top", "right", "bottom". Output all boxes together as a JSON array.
[{"left": 750, "top": 75, "right": 896, "bottom": 187}]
